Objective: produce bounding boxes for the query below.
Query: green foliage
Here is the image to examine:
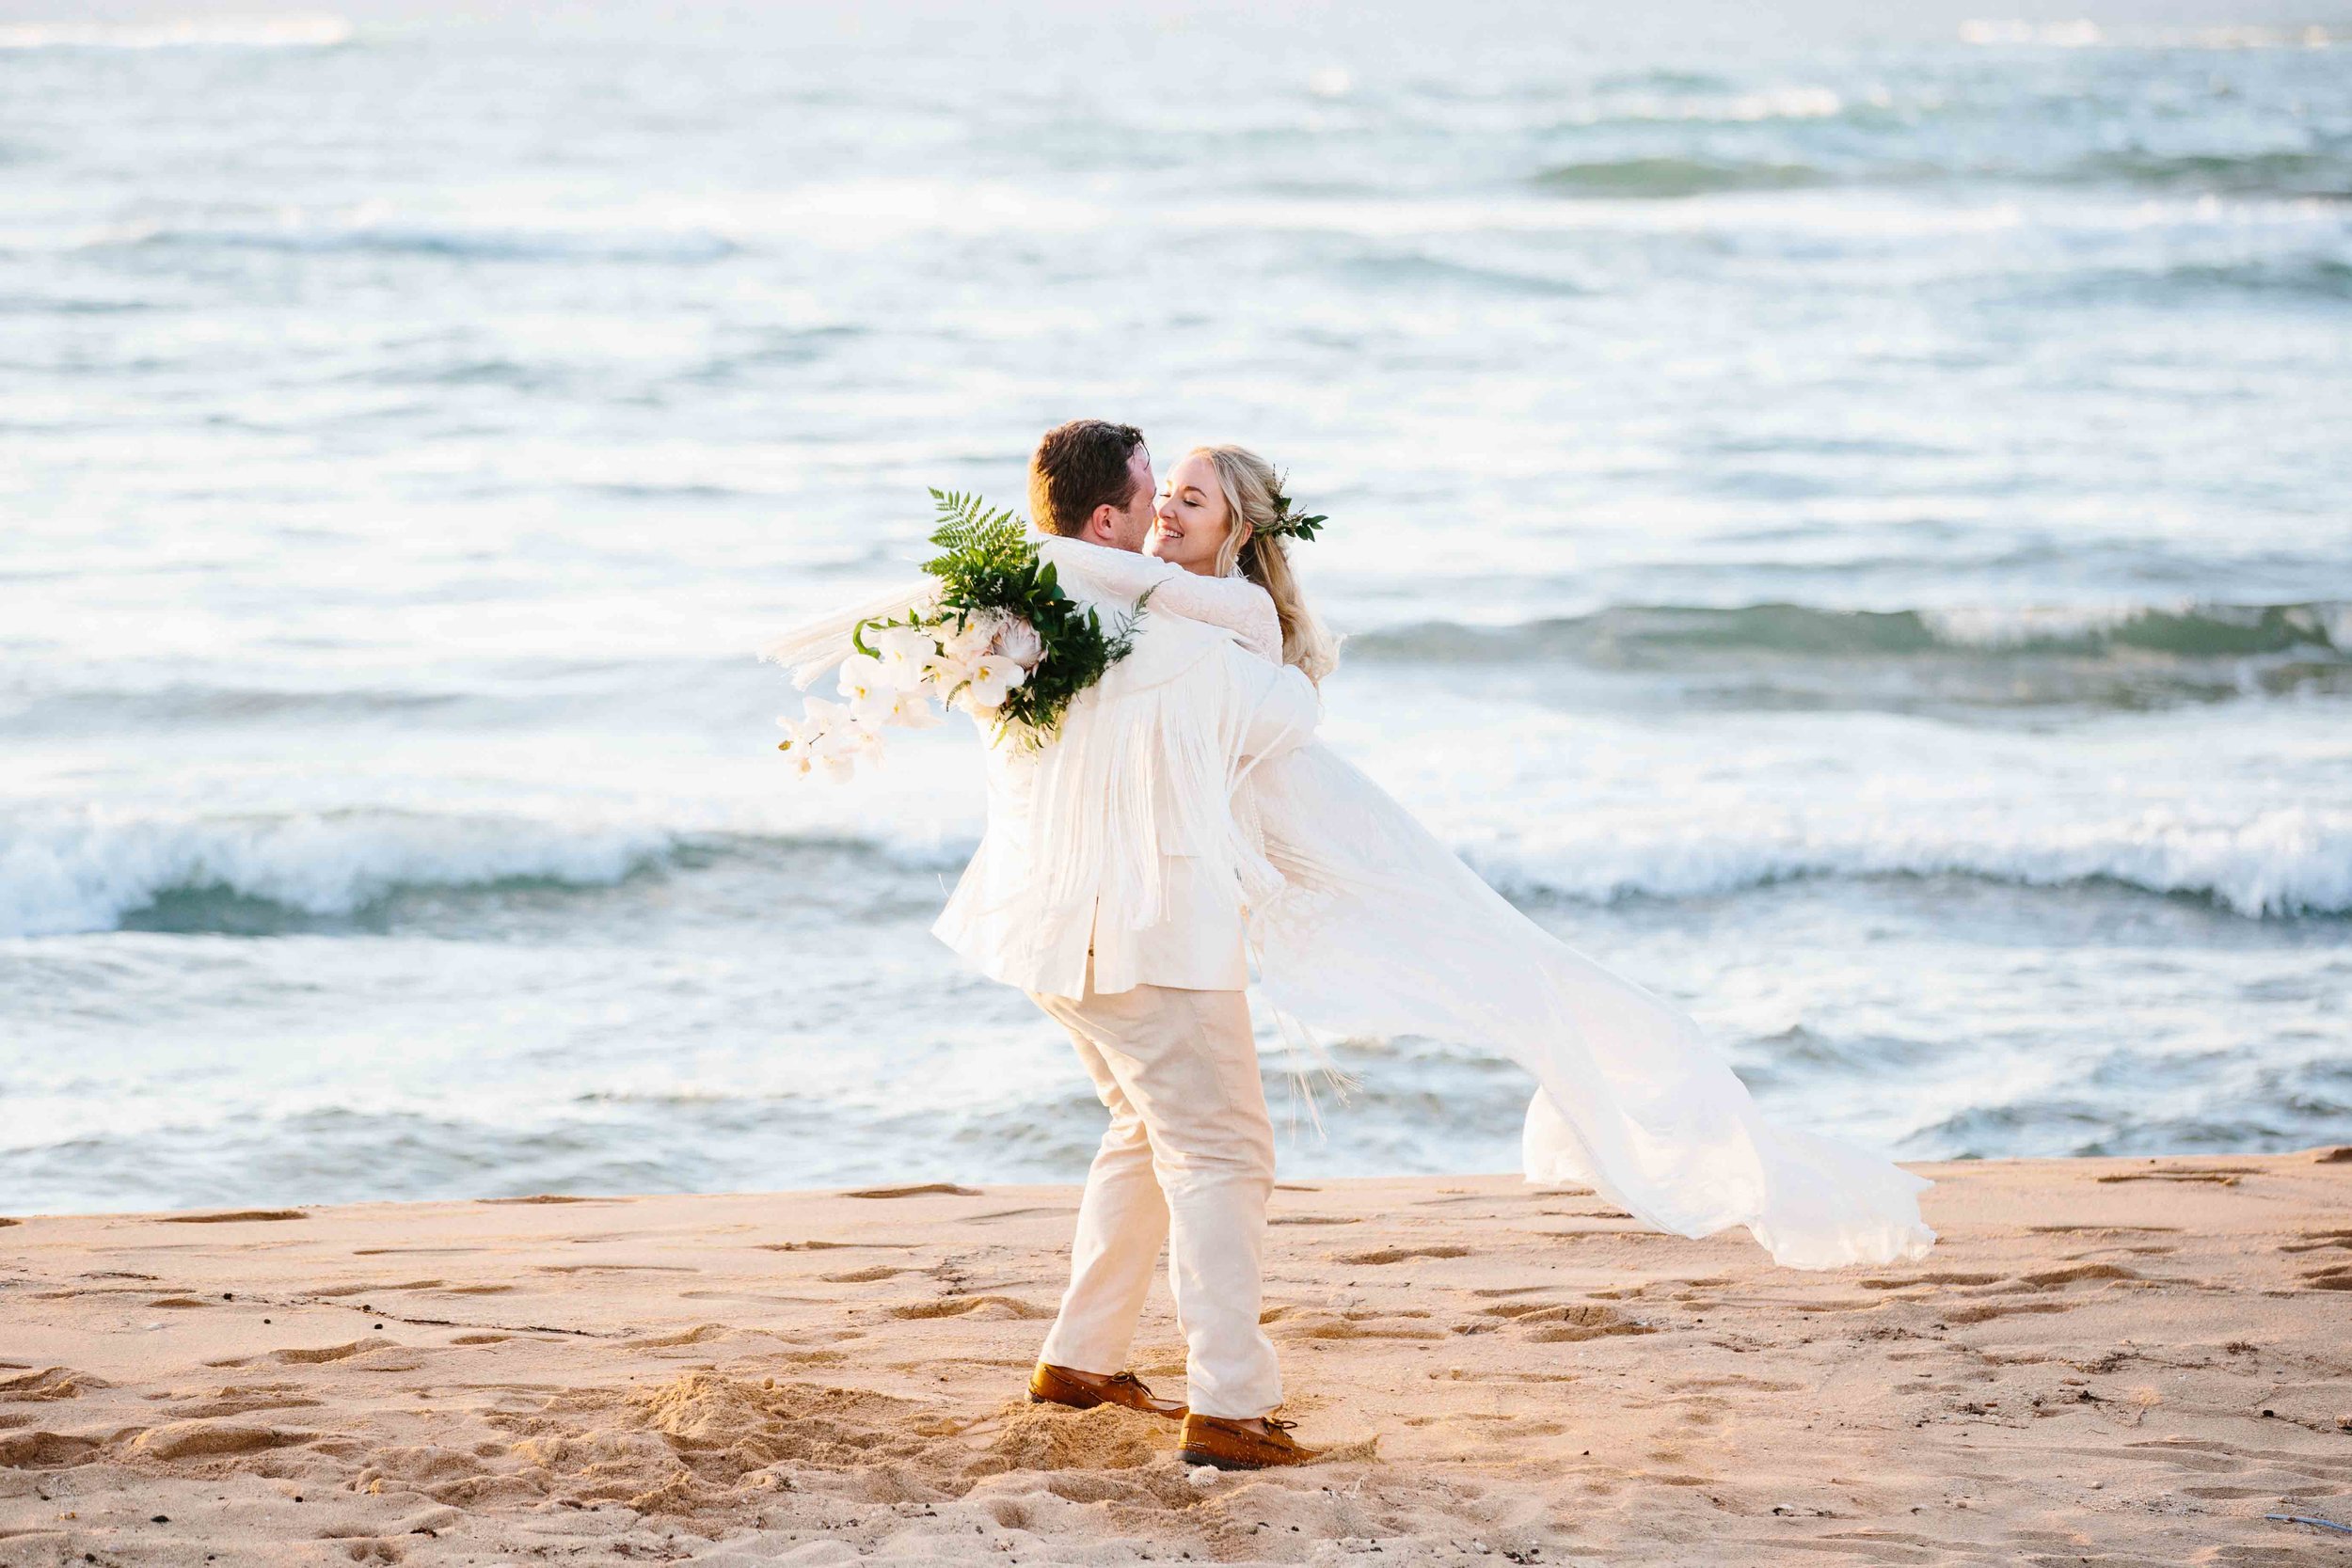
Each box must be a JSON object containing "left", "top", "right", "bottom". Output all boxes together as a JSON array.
[
  {"left": 883, "top": 489, "right": 1146, "bottom": 746},
  {"left": 922, "top": 489, "right": 1031, "bottom": 593},
  {"left": 1271, "top": 509, "right": 1327, "bottom": 543}
]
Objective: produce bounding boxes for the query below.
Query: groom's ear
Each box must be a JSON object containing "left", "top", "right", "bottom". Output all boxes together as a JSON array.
[{"left": 1081, "top": 505, "right": 1117, "bottom": 544}]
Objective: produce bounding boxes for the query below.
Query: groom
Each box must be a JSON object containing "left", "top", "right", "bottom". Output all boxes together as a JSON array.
[{"left": 930, "top": 419, "right": 1322, "bottom": 1469}]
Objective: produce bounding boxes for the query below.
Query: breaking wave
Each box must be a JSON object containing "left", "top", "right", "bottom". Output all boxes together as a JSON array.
[
  {"left": 0, "top": 809, "right": 679, "bottom": 939},
  {"left": 1466, "top": 806, "right": 2352, "bottom": 920},
  {"left": 7, "top": 797, "right": 2345, "bottom": 940},
  {"left": 1349, "top": 601, "right": 2352, "bottom": 705}
]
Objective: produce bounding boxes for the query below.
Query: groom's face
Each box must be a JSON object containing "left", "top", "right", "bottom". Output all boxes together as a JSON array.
[{"left": 1100, "top": 445, "right": 1157, "bottom": 554}]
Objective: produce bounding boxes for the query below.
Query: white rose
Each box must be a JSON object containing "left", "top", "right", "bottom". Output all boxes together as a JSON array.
[{"left": 992, "top": 616, "right": 1044, "bottom": 671}]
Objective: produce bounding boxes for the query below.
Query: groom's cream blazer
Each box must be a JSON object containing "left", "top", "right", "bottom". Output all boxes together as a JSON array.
[{"left": 933, "top": 538, "right": 1320, "bottom": 1000}]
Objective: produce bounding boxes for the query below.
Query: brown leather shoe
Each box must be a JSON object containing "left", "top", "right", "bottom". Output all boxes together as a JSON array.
[
  {"left": 1177, "top": 1412, "right": 1321, "bottom": 1469},
  {"left": 1028, "top": 1362, "right": 1186, "bottom": 1420}
]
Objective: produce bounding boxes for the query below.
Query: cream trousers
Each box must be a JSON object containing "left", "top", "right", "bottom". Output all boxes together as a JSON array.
[{"left": 1027, "top": 970, "right": 1281, "bottom": 1420}]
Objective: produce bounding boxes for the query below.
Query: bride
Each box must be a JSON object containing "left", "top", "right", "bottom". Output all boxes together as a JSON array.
[
  {"left": 773, "top": 443, "right": 1936, "bottom": 1272},
  {"left": 1041, "top": 443, "right": 1933, "bottom": 1271}
]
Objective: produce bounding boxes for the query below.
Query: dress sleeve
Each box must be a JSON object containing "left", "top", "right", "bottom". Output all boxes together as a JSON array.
[
  {"left": 1035, "top": 536, "right": 1285, "bottom": 663},
  {"left": 1143, "top": 573, "right": 1283, "bottom": 663}
]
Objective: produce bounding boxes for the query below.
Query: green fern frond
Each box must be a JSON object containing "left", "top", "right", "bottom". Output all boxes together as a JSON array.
[{"left": 925, "top": 488, "right": 1028, "bottom": 578}]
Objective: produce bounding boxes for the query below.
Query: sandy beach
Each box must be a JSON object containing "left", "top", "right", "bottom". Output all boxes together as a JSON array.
[{"left": 3, "top": 1150, "right": 2348, "bottom": 1566}]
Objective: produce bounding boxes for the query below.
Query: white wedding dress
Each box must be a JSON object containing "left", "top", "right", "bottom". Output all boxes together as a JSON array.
[{"left": 769, "top": 539, "right": 1936, "bottom": 1270}]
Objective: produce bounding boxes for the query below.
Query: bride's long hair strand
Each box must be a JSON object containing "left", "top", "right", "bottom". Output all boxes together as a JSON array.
[{"left": 1193, "top": 444, "right": 1341, "bottom": 684}]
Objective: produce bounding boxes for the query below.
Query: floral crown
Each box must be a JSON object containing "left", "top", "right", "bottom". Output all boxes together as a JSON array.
[{"left": 1256, "top": 476, "right": 1327, "bottom": 544}]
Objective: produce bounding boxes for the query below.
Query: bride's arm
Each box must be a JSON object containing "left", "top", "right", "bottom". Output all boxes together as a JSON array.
[
  {"left": 1037, "top": 537, "right": 1284, "bottom": 662},
  {"left": 1144, "top": 572, "right": 1282, "bottom": 664}
]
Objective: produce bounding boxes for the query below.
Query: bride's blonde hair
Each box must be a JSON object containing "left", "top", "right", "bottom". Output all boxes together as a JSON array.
[{"left": 1190, "top": 444, "right": 1341, "bottom": 685}]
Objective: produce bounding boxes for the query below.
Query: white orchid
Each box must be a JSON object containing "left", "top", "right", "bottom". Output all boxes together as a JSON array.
[
  {"left": 810, "top": 718, "right": 883, "bottom": 781},
  {"left": 955, "top": 653, "right": 1029, "bottom": 717},
  {"left": 922, "top": 648, "right": 980, "bottom": 696},
  {"left": 776, "top": 717, "right": 818, "bottom": 778},
  {"left": 836, "top": 652, "right": 894, "bottom": 721},
  {"left": 775, "top": 696, "right": 868, "bottom": 781},
  {"left": 869, "top": 623, "right": 942, "bottom": 690},
  {"left": 866, "top": 684, "right": 942, "bottom": 731}
]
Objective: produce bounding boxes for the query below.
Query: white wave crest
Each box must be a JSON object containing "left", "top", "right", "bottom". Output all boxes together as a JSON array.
[
  {"left": 7, "top": 800, "right": 2344, "bottom": 939},
  {"left": 0, "top": 809, "right": 674, "bottom": 939},
  {"left": 1466, "top": 807, "right": 2352, "bottom": 918},
  {"left": 0, "top": 14, "right": 351, "bottom": 50}
]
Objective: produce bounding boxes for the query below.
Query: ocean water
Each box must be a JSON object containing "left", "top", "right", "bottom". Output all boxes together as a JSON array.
[{"left": 4, "top": 0, "right": 2349, "bottom": 1214}]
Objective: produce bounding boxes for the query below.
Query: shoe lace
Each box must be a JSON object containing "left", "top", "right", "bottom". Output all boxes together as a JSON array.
[{"left": 1107, "top": 1371, "right": 1156, "bottom": 1396}]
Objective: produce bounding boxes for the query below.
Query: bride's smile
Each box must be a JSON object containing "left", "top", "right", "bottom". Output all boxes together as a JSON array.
[{"left": 1145, "top": 451, "right": 1245, "bottom": 577}]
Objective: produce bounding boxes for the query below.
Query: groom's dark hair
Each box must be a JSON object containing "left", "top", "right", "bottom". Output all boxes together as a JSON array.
[{"left": 1028, "top": 420, "right": 1147, "bottom": 537}]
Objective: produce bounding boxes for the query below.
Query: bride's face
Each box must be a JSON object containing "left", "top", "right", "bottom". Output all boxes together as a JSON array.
[{"left": 1146, "top": 453, "right": 1242, "bottom": 576}]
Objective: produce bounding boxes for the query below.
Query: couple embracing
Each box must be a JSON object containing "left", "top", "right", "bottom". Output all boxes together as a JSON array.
[{"left": 776, "top": 418, "right": 1936, "bottom": 1472}]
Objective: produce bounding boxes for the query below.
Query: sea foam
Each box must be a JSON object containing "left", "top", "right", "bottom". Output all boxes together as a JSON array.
[
  {"left": 1467, "top": 806, "right": 2352, "bottom": 920},
  {"left": 7, "top": 800, "right": 2345, "bottom": 940},
  {"left": 0, "top": 809, "right": 674, "bottom": 940}
]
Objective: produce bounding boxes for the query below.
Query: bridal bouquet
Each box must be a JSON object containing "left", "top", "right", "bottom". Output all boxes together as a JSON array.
[{"left": 779, "top": 490, "right": 1145, "bottom": 778}]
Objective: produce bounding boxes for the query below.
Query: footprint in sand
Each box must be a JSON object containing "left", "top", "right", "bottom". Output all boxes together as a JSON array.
[
  {"left": 2, "top": 1367, "right": 110, "bottom": 1401},
  {"left": 2281, "top": 1230, "right": 2352, "bottom": 1255},
  {"left": 533, "top": 1263, "right": 696, "bottom": 1275},
  {"left": 2301, "top": 1263, "right": 2352, "bottom": 1291},
  {"left": 1943, "top": 1300, "right": 2078, "bottom": 1325},
  {"left": 1331, "top": 1245, "right": 1472, "bottom": 1265},
  {"left": 1260, "top": 1306, "right": 1445, "bottom": 1341},
  {"left": 1479, "top": 1303, "right": 1655, "bottom": 1343},
  {"left": 475, "top": 1194, "right": 619, "bottom": 1205},
  {"left": 843, "top": 1183, "right": 981, "bottom": 1198},
  {"left": 1999, "top": 1263, "right": 2142, "bottom": 1291},
  {"left": 264, "top": 1337, "right": 399, "bottom": 1366},
  {"left": 169, "top": 1389, "right": 326, "bottom": 1418},
  {"left": 886, "top": 1295, "right": 1054, "bottom": 1322},
  {"left": 2030, "top": 1225, "right": 2182, "bottom": 1235},
  {"left": 2094, "top": 1168, "right": 2258, "bottom": 1186},
  {"left": 0, "top": 1430, "right": 102, "bottom": 1465},
  {"left": 621, "top": 1324, "right": 733, "bottom": 1349},
  {"left": 132, "top": 1418, "right": 315, "bottom": 1458},
  {"left": 310, "top": 1280, "right": 445, "bottom": 1297}
]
